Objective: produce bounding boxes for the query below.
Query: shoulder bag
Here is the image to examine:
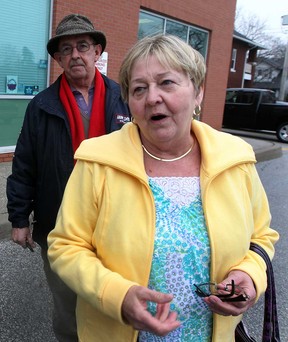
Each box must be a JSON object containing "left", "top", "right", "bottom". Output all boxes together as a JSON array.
[{"left": 235, "top": 242, "right": 281, "bottom": 342}]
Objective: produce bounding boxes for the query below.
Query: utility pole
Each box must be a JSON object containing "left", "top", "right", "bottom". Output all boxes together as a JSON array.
[{"left": 279, "top": 15, "right": 288, "bottom": 101}]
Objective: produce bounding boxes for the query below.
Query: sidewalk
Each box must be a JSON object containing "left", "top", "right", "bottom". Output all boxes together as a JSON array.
[
  {"left": 0, "top": 161, "right": 12, "bottom": 240},
  {"left": 0, "top": 135, "right": 282, "bottom": 239}
]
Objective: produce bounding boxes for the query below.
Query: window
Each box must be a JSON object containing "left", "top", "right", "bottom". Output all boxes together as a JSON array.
[
  {"left": 138, "top": 11, "right": 164, "bottom": 37},
  {"left": 230, "top": 49, "right": 237, "bottom": 71},
  {"left": 239, "top": 92, "right": 254, "bottom": 104},
  {"left": 0, "top": 0, "right": 51, "bottom": 150},
  {"left": 166, "top": 20, "right": 188, "bottom": 41},
  {"left": 226, "top": 91, "right": 237, "bottom": 103},
  {"left": 261, "top": 91, "right": 276, "bottom": 104},
  {"left": 138, "top": 11, "right": 209, "bottom": 59},
  {"left": 226, "top": 91, "right": 255, "bottom": 104},
  {"left": 0, "top": 0, "right": 51, "bottom": 97}
]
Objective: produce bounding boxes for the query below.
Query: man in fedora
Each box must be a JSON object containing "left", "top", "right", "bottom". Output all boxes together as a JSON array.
[{"left": 6, "top": 14, "right": 130, "bottom": 341}]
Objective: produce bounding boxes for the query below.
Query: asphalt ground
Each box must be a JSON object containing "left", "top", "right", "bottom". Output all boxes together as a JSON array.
[{"left": 0, "top": 135, "right": 283, "bottom": 341}]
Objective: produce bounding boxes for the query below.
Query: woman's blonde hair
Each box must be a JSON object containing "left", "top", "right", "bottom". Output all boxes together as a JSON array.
[{"left": 119, "top": 34, "right": 206, "bottom": 102}]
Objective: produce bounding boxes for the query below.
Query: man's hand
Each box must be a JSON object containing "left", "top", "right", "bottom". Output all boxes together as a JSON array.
[
  {"left": 12, "top": 227, "right": 36, "bottom": 250},
  {"left": 122, "top": 285, "right": 181, "bottom": 336}
]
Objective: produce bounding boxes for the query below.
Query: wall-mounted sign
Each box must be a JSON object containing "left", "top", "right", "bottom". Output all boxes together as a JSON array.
[
  {"left": 96, "top": 52, "right": 108, "bottom": 75},
  {"left": 39, "top": 59, "right": 48, "bottom": 69},
  {"left": 24, "top": 85, "right": 39, "bottom": 95},
  {"left": 6, "top": 76, "right": 18, "bottom": 94}
]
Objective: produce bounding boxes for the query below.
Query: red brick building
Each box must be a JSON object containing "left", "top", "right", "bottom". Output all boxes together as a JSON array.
[
  {"left": 0, "top": 0, "right": 237, "bottom": 162},
  {"left": 227, "top": 31, "right": 262, "bottom": 89},
  {"left": 50, "top": 0, "right": 236, "bottom": 128}
]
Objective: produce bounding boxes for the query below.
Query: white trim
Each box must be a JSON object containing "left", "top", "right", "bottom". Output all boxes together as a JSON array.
[
  {"left": 0, "top": 95, "right": 34, "bottom": 100},
  {"left": 0, "top": 146, "right": 15, "bottom": 153},
  {"left": 230, "top": 48, "right": 237, "bottom": 71}
]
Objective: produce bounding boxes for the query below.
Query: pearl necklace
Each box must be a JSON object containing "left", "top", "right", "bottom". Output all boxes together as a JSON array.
[{"left": 142, "top": 142, "right": 194, "bottom": 162}]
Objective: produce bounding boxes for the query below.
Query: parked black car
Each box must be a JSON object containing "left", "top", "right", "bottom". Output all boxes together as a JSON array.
[{"left": 222, "top": 88, "right": 288, "bottom": 143}]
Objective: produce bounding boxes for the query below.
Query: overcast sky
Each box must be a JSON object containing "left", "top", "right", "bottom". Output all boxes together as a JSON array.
[{"left": 236, "top": 0, "right": 288, "bottom": 39}]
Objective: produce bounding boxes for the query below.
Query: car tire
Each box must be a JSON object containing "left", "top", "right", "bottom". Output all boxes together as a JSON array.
[{"left": 276, "top": 122, "right": 288, "bottom": 143}]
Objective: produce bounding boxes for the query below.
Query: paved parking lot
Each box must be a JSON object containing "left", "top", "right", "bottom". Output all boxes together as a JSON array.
[{"left": 0, "top": 239, "right": 57, "bottom": 342}]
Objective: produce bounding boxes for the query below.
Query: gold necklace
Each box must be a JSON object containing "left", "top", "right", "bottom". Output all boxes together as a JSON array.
[{"left": 142, "top": 142, "right": 194, "bottom": 162}]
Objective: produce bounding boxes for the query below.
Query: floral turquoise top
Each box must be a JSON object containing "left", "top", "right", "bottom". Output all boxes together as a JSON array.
[{"left": 138, "top": 177, "right": 212, "bottom": 342}]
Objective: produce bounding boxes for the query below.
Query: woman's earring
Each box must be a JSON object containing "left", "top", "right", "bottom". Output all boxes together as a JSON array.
[{"left": 193, "top": 105, "right": 201, "bottom": 120}]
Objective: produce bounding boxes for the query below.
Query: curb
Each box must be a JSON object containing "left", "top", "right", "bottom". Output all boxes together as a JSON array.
[
  {"left": 254, "top": 144, "right": 283, "bottom": 162},
  {"left": 242, "top": 137, "right": 283, "bottom": 162},
  {"left": 0, "top": 213, "right": 11, "bottom": 240}
]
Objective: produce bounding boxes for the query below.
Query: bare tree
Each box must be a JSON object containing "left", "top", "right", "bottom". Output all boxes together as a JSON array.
[
  {"left": 260, "top": 37, "right": 286, "bottom": 59},
  {"left": 235, "top": 6, "right": 286, "bottom": 58},
  {"left": 235, "top": 7, "right": 268, "bottom": 44}
]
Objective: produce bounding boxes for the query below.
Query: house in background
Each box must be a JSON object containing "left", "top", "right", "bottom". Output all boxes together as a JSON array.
[
  {"left": 253, "top": 57, "right": 284, "bottom": 99},
  {"left": 227, "top": 30, "right": 264, "bottom": 88}
]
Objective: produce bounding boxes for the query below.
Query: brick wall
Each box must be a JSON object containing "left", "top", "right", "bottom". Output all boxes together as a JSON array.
[
  {"left": 49, "top": 0, "right": 236, "bottom": 130},
  {"left": 49, "top": 0, "right": 140, "bottom": 85},
  {"left": 0, "top": 153, "right": 14, "bottom": 163}
]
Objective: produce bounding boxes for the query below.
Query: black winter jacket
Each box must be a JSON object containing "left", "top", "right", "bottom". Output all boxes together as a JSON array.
[{"left": 6, "top": 74, "right": 130, "bottom": 247}]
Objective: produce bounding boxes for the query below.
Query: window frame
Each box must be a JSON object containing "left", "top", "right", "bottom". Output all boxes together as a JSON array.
[
  {"left": 138, "top": 10, "right": 209, "bottom": 60},
  {"left": 230, "top": 48, "right": 237, "bottom": 71}
]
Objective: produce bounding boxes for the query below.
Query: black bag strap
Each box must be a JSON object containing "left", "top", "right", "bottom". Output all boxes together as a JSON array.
[{"left": 250, "top": 242, "right": 281, "bottom": 342}]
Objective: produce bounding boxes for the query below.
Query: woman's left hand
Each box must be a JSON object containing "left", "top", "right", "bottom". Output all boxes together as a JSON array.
[{"left": 203, "top": 270, "right": 256, "bottom": 316}]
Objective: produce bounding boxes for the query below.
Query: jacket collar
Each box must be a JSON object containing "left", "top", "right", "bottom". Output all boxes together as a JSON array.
[
  {"left": 192, "top": 120, "right": 256, "bottom": 178},
  {"left": 75, "top": 121, "right": 256, "bottom": 181}
]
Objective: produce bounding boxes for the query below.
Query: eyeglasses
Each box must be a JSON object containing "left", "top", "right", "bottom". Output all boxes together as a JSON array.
[
  {"left": 194, "top": 280, "right": 249, "bottom": 302},
  {"left": 58, "top": 42, "right": 95, "bottom": 56}
]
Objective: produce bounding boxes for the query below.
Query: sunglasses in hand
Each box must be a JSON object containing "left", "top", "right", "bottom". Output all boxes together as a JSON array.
[{"left": 194, "top": 279, "right": 249, "bottom": 302}]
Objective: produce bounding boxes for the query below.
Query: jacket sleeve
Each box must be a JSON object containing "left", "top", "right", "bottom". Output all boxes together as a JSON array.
[
  {"left": 6, "top": 101, "right": 37, "bottom": 228},
  {"left": 47, "top": 159, "right": 137, "bottom": 323},
  {"left": 228, "top": 163, "right": 279, "bottom": 299}
]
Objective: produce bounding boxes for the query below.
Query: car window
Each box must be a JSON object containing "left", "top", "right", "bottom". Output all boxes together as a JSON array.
[
  {"left": 226, "top": 91, "right": 237, "bottom": 103},
  {"left": 237, "top": 92, "right": 254, "bottom": 104},
  {"left": 261, "top": 92, "right": 276, "bottom": 104},
  {"left": 226, "top": 91, "right": 254, "bottom": 104}
]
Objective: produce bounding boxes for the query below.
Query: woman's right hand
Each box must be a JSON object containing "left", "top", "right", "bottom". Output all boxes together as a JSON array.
[{"left": 121, "top": 285, "right": 181, "bottom": 336}]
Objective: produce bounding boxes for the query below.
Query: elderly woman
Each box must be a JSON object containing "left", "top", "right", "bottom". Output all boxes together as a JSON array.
[{"left": 48, "top": 35, "right": 279, "bottom": 342}]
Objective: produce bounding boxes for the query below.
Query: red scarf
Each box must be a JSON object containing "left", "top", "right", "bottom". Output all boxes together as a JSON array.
[{"left": 60, "top": 68, "right": 106, "bottom": 153}]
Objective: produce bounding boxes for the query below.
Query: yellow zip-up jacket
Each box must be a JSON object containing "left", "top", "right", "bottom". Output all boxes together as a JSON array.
[{"left": 48, "top": 121, "right": 279, "bottom": 342}]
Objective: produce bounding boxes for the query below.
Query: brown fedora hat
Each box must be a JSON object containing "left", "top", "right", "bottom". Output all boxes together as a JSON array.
[{"left": 47, "top": 14, "right": 106, "bottom": 58}]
